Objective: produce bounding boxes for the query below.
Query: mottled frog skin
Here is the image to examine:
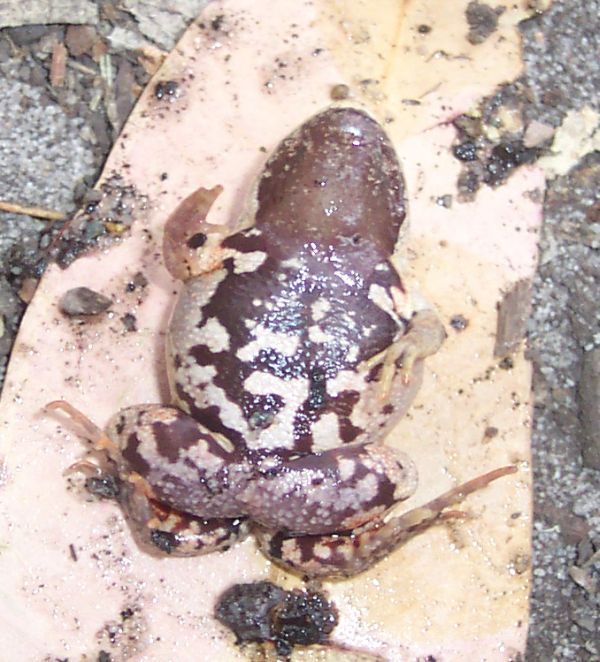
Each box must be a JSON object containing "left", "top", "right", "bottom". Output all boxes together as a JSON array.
[{"left": 52, "top": 108, "right": 514, "bottom": 578}]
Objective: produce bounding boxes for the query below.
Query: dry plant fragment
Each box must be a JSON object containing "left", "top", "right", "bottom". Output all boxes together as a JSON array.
[{"left": 0, "top": 200, "right": 66, "bottom": 222}]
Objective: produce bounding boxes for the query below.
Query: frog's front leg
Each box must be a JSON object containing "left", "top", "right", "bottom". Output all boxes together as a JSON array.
[
  {"left": 162, "top": 184, "right": 230, "bottom": 280},
  {"left": 376, "top": 308, "right": 447, "bottom": 399},
  {"left": 255, "top": 465, "right": 517, "bottom": 579}
]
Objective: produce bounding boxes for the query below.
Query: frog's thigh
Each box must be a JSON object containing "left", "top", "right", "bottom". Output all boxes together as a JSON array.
[
  {"left": 239, "top": 444, "right": 418, "bottom": 535},
  {"left": 107, "top": 404, "right": 247, "bottom": 518}
]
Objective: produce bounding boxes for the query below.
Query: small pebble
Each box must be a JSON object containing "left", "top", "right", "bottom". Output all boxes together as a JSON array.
[
  {"left": 330, "top": 83, "right": 350, "bottom": 100},
  {"left": 60, "top": 286, "right": 112, "bottom": 316},
  {"left": 450, "top": 313, "right": 468, "bottom": 330}
]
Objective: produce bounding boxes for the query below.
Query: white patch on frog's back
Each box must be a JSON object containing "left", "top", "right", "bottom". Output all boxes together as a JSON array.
[
  {"left": 307, "top": 325, "right": 331, "bottom": 344},
  {"left": 197, "top": 381, "right": 249, "bottom": 437},
  {"left": 327, "top": 368, "right": 368, "bottom": 398},
  {"left": 310, "top": 412, "right": 341, "bottom": 451},
  {"left": 195, "top": 317, "right": 230, "bottom": 353},
  {"left": 327, "top": 368, "right": 383, "bottom": 438},
  {"left": 173, "top": 359, "right": 249, "bottom": 437},
  {"left": 170, "top": 359, "right": 216, "bottom": 414},
  {"left": 222, "top": 248, "right": 267, "bottom": 274},
  {"left": 311, "top": 298, "right": 331, "bottom": 322},
  {"left": 346, "top": 344, "right": 359, "bottom": 363},
  {"left": 185, "top": 360, "right": 217, "bottom": 384},
  {"left": 368, "top": 283, "right": 402, "bottom": 326},
  {"left": 338, "top": 457, "right": 356, "bottom": 482},
  {"left": 244, "top": 371, "right": 309, "bottom": 450},
  {"left": 236, "top": 326, "right": 300, "bottom": 362}
]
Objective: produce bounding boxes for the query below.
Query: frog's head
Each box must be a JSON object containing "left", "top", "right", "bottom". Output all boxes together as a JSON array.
[{"left": 256, "top": 107, "right": 406, "bottom": 265}]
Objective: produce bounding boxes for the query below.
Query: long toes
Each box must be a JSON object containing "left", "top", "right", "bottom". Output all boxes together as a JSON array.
[{"left": 46, "top": 400, "right": 104, "bottom": 441}]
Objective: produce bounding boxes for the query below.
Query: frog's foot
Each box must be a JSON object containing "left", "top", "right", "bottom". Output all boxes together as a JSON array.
[
  {"left": 163, "top": 184, "right": 231, "bottom": 281},
  {"left": 239, "top": 443, "right": 418, "bottom": 535},
  {"left": 46, "top": 400, "right": 120, "bottom": 457},
  {"left": 256, "top": 465, "right": 516, "bottom": 579},
  {"left": 121, "top": 479, "right": 250, "bottom": 557},
  {"left": 378, "top": 308, "right": 447, "bottom": 399}
]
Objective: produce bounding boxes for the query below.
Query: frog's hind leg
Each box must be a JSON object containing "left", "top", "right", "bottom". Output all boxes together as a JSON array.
[
  {"left": 256, "top": 465, "right": 516, "bottom": 579},
  {"left": 48, "top": 400, "right": 251, "bottom": 556},
  {"left": 47, "top": 400, "right": 120, "bottom": 456},
  {"left": 121, "top": 481, "right": 251, "bottom": 557},
  {"left": 239, "top": 443, "right": 418, "bottom": 536}
]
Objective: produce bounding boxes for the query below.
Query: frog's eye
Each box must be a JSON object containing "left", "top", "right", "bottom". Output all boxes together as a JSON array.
[
  {"left": 351, "top": 234, "right": 361, "bottom": 245},
  {"left": 187, "top": 232, "right": 207, "bottom": 249}
]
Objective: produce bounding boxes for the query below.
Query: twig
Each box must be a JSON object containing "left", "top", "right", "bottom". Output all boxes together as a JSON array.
[
  {"left": 0, "top": 201, "right": 67, "bottom": 222},
  {"left": 50, "top": 42, "right": 68, "bottom": 88},
  {"left": 67, "top": 59, "right": 98, "bottom": 76}
]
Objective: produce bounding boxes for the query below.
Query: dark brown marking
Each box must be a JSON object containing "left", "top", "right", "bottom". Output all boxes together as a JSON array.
[{"left": 121, "top": 432, "right": 152, "bottom": 476}]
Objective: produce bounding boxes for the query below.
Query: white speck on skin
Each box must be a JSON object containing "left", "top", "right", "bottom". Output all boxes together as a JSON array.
[{"left": 308, "top": 324, "right": 331, "bottom": 344}]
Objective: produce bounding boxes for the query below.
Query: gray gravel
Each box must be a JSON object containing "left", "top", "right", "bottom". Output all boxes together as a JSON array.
[
  {"left": 0, "top": 74, "right": 95, "bottom": 381},
  {"left": 521, "top": 2, "right": 600, "bottom": 658},
  {"left": 0, "top": 1, "right": 599, "bottom": 659}
]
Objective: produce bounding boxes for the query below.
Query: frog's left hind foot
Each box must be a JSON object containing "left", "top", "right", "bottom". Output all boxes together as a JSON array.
[{"left": 256, "top": 465, "right": 516, "bottom": 579}]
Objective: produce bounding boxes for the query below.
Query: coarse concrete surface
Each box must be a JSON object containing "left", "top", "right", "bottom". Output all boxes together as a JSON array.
[{"left": 0, "top": 1, "right": 598, "bottom": 659}]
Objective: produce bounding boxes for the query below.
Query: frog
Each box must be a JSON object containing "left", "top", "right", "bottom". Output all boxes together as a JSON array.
[{"left": 50, "top": 107, "right": 515, "bottom": 578}]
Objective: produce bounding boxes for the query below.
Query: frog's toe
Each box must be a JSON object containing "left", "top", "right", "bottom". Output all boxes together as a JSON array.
[{"left": 47, "top": 400, "right": 117, "bottom": 452}]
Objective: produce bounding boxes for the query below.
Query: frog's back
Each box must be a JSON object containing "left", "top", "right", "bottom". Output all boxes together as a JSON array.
[
  {"left": 169, "top": 235, "right": 411, "bottom": 453},
  {"left": 167, "top": 108, "right": 415, "bottom": 454}
]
